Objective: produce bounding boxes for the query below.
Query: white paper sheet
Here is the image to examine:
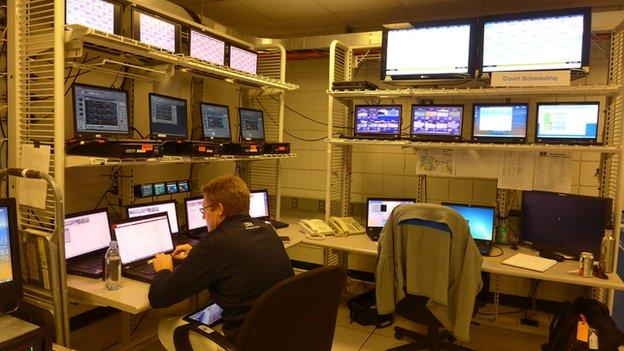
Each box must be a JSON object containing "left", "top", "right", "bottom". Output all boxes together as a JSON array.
[
  {"left": 18, "top": 143, "right": 51, "bottom": 209},
  {"left": 455, "top": 150, "right": 500, "bottom": 178},
  {"left": 533, "top": 152, "right": 572, "bottom": 193},
  {"left": 497, "top": 151, "right": 535, "bottom": 190},
  {"left": 415, "top": 149, "right": 455, "bottom": 176}
]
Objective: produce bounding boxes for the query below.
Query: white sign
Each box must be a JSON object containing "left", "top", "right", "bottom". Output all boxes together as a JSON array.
[{"left": 491, "top": 70, "right": 570, "bottom": 87}]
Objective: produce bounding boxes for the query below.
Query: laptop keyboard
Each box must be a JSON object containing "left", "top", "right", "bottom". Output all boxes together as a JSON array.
[
  {"left": 74, "top": 256, "right": 103, "bottom": 270},
  {"left": 476, "top": 241, "right": 491, "bottom": 255},
  {"left": 135, "top": 265, "right": 155, "bottom": 275}
]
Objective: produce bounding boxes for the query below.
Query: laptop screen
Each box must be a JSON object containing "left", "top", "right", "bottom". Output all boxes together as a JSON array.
[
  {"left": 411, "top": 105, "right": 463, "bottom": 137},
  {"left": 127, "top": 201, "right": 179, "bottom": 234},
  {"left": 366, "top": 198, "right": 416, "bottom": 228},
  {"left": 200, "top": 103, "right": 231, "bottom": 141},
  {"left": 185, "top": 197, "right": 206, "bottom": 231},
  {"left": 73, "top": 84, "right": 129, "bottom": 137},
  {"left": 113, "top": 214, "right": 174, "bottom": 265},
  {"left": 355, "top": 105, "right": 402, "bottom": 136},
  {"left": 149, "top": 93, "right": 188, "bottom": 139},
  {"left": 249, "top": 190, "right": 269, "bottom": 218},
  {"left": 239, "top": 108, "right": 265, "bottom": 141},
  {"left": 64, "top": 210, "right": 112, "bottom": 259},
  {"left": 443, "top": 203, "right": 495, "bottom": 241}
]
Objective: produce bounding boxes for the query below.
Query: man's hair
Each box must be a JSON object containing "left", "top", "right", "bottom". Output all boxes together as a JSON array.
[{"left": 201, "top": 175, "right": 250, "bottom": 217}]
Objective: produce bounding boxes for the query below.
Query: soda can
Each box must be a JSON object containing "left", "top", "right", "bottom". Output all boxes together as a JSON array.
[{"left": 579, "top": 252, "right": 594, "bottom": 278}]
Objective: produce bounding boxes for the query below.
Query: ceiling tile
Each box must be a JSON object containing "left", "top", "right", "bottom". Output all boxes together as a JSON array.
[
  {"left": 238, "top": 0, "right": 335, "bottom": 20},
  {"left": 187, "top": 0, "right": 269, "bottom": 25},
  {"left": 232, "top": 20, "right": 294, "bottom": 37},
  {"left": 334, "top": 7, "right": 411, "bottom": 27},
  {"left": 278, "top": 14, "right": 344, "bottom": 29},
  {"left": 313, "top": 0, "right": 405, "bottom": 14}
]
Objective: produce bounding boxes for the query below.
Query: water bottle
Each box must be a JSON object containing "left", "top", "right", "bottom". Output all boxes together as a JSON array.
[
  {"left": 104, "top": 241, "right": 121, "bottom": 290},
  {"left": 600, "top": 227, "right": 615, "bottom": 273}
]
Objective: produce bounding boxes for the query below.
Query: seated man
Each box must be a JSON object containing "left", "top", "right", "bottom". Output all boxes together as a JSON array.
[{"left": 149, "top": 175, "right": 294, "bottom": 350}]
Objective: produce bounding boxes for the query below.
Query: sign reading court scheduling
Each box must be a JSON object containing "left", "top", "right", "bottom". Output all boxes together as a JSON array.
[{"left": 491, "top": 70, "right": 570, "bottom": 87}]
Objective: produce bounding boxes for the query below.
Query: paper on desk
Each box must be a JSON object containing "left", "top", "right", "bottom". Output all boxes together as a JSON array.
[
  {"left": 497, "top": 151, "right": 535, "bottom": 190},
  {"left": 415, "top": 148, "right": 455, "bottom": 176},
  {"left": 533, "top": 152, "right": 572, "bottom": 193},
  {"left": 18, "top": 143, "right": 51, "bottom": 209},
  {"left": 455, "top": 150, "right": 500, "bottom": 178}
]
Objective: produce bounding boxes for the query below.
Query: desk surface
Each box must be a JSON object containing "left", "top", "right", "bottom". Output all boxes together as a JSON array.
[{"left": 67, "top": 226, "right": 305, "bottom": 314}]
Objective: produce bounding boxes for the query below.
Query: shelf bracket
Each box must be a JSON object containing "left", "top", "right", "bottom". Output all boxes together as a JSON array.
[{"left": 65, "top": 59, "right": 172, "bottom": 81}]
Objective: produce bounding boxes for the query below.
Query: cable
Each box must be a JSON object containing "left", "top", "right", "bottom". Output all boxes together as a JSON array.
[
  {"left": 130, "top": 127, "right": 146, "bottom": 139},
  {"left": 488, "top": 244, "right": 504, "bottom": 257},
  {"left": 131, "top": 310, "right": 150, "bottom": 336},
  {"left": 255, "top": 98, "right": 327, "bottom": 142},
  {"left": 269, "top": 95, "right": 349, "bottom": 129},
  {"left": 94, "top": 185, "right": 116, "bottom": 210}
]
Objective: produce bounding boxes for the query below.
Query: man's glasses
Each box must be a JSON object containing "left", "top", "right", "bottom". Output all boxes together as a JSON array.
[{"left": 199, "top": 206, "right": 212, "bottom": 215}]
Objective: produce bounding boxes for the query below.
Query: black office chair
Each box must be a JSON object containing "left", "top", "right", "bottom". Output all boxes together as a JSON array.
[{"left": 173, "top": 265, "right": 347, "bottom": 351}]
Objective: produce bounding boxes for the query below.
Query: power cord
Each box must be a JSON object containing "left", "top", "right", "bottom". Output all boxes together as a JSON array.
[
  {"left": 130, "top": 127, "right": 146, "bottom": 139},
  {"left": 255, "top": 98, "right": 327, "bottom": 142}
]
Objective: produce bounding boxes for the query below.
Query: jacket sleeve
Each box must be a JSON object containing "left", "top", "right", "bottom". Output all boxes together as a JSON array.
[{"left": 375, "top": 219, "right": 397, "bottom": 315}]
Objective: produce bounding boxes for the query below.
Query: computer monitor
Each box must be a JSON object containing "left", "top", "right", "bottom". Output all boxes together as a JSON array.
[
  {"left": 184, "top": 197, "right": 206, "bottom": 232},
  {"left": 73, "top": 84, "right": 129, "bottom": 138},
  {"left": 200, "top": 103, "right": 231, "bottom": 142},
  {"left": 149, "top": 93, "right": 188, "bottom": 140},
  {"left": 229, "top": 45, "right": 258, "bottom": 75},
  {"left": 177, "top": 180, "right": 190, "bottom": 192},
  {"left": 536, "top": 102, "right": 600, "bottom": 144},
  {"left": 366, "top": 198, "right": 416, "bottom": 229},
  {"left": 471, "top": 103, "right": 528, "bottom": 143},
  {"left": 354, "top": 105, "right": 402, "bottom": 137},
  {"left": 381, "top": 18, "right": 476, "bottom": 80},
  {"left": 65, "top": 0, "right": 121, "bottom": 34},
  {"left": 239, "top": 108, "right": 265, "bottom": 142},
  {"left": 249, "top": 190, "right": 270, "bottom": 219},
  {"left": 126, "top": 200, "right": 179, "bottom": 235},
  {"left": 411, "top": 104, "right": 463, "bottom": 140},
  {"left": 153, "top": 183, "right": 166, "bottom": 196},
  {"left": 64, "top": 209, "right": 112, "bottom": 259},
  {"left": 132, "top": 9, "right": 181, "bottom": 52},
  {"left": 520, "top": 191, "right": 612, "bottom": 258},
  {"left": 0, "top": 198, "right": 21, "bottom": 312},
  {"left": 442, "top": 203, "right": 495, "bottom": 241},
  {"left": 189, "top": 29, "right": 226, "bottom": 66},
  {"left": 480, "top": 7, "right": 591, "bottom": 73}
]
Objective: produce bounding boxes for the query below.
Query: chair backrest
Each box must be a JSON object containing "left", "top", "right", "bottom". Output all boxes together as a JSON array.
[{"left": 235, "top": 265, "right": 347, "bottom": 351}]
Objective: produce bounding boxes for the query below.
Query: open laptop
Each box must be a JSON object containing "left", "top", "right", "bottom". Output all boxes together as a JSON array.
[
  {"left": 113, "top": 213, "right": 175, "bottom": 283},
  {"left": 342, "top": 105, "right": 402, "bottom": 140},
  {"left": 250, "top": 189, "right": 288, "bottom": 229},
  {"left": 184, "top": 196, "right": 208, "bottom": 239},
  {"left": 127, "top": 200, "right": 180, "bottom": 235},
  {"left": 64, "top": 209, "right": 112, "bottom": 278},
  {"left": 443, "top": 202, "right": 495, "bottom": 256},
  {"left": 366, "top": 198, "right": 416, "bottom": 241}
]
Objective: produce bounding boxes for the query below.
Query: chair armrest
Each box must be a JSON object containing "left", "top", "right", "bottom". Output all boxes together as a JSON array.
[
  {"left": 173, "top": 323, "right": 237, "bottom": 351},
  {"left": 191, "top": 328, "right": 237, "bottom": 351}
]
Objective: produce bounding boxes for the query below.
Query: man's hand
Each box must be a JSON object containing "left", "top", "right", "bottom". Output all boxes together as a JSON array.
[
  {"left": 152, "top": 252, "right": 173, "bottom": 272},
  {"left": 172, "top": 243, "right": 192, "bottom": 260}
]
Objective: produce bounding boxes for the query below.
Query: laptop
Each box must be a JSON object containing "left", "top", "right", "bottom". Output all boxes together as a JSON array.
[
  {"left": 344, "top": 105, "right": 402, "bottom": 140},
  {"left": 184, "top": 196, "right": 209, "bottom": 239},
  {"left": 127, "top": 200, "right": 180, "bottom": 235},
  {"left": 113, "top": 213, "right": 175, "bottom": 283},
  {"left": 250, "top": 189, "right": 288, "bottom": 229},
  {"left": 366, "top": 198, "right": 416, "bottom": 241},
  {"left": 200, "top": 103, "right": 232, "bottom": 143},
  {"left": 443, "top": 202, "right": 495, "bottom": 256},
  {"left": 410, "top": 104, "right": 463, "bottom": 141},
  {"left": 64, "top": 209, "right": 112, "bottom": 278}
]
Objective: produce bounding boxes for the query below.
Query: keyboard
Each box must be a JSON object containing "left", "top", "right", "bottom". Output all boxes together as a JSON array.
[
  {"left": 135, "top": 265, "right": 155, "bottom": 275},
  {"left": 74, "top": 256, "right": 103, "bottom": 270},
  {"left": 476, "top": 241, "right": 491, "bottom": 256}
]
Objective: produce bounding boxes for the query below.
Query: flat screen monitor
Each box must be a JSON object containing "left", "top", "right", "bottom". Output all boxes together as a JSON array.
[
  {"left": 113, "top": 213, "right": 173, "bottom": 265},
  {"left": 190, "top": 30, "right": 226, "bottom": 66},
  {"left": 200, "top": 103, "right": 231, "bottom": 142},
  {"left": 178, "top": 180, "right": 190, "bottom": 192},
  {"left": 184, "top": 197, "right": 206, "bottom": 232},
  {"left": 472, "top": 103, "right": 528, "bottom": 143},
  {"left": 366, "top": 198, "right": 416, "bottom": 229},
  {"left": 64, "top": 209, "right": 111, "bottom": 259},
  {"left": 354, "top": 105, "right": 402, "bottom": 137},
  {"left": 239, "top": 108, "right": 265, "bottom": 142},
  {"left": 520, "top": 191, "right": 612, "bottom": 258},
  {"left": 73, "top": 84, "right": 129, "bottom": 137},
  {"left": 149, "top": 93, "right": 188, "bottom": 139},
  {"left": 0, "top": 198, "right": 21, "bottom": 312},
  {"left": 229, "top": 46, "right": 258, "bottom": 75},
  {"left": 480, "top": 7, "right": 591, "bottom": 73},
  {"left": 126, "top": 200, "right": 179, "bottom": 235},
  {"left": 442, "top": 203, "right": 495, "bottom": 241},
  {"left": 381, "top": 18, "right": 476, "bottom": 80},
  {"left": 411, "top": 105, "right": 463, "bottom": 140},
  {"left": 249, "top": 190, "right": 270, "bottom": 219},
  {"left": 65, "top": 0, "right": 121, "bottom": 34},
  {"left": 153, "top": 183, "right": 166, "bottom": 196},
  {"left": 536, "top": 102, "right": 600, "bottom": 144},
  {"left": 132, "top": 9, "right": 180, "bottom": 52}
]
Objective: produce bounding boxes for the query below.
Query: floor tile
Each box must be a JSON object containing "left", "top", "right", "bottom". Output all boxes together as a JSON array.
[
  {"left": 360, "top": 333, "right": 408, "bottom": 351},
  {"left": 332, "top": 325, "right": 373, "bottom": 351},
  {"left": 335, "top": 301, "right": 376, "bottom": 333}
]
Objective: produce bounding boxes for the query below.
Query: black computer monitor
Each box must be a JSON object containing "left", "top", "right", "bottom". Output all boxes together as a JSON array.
[
  {"left": 228, "top": 45, "right": 258, "bottom": 75},
  {"left": 73, "top": 84, "right": 130, "bottom": 138},
  {"left": 520, "top": 191, "right": 612, "bottom": 258},
  {"left": 354, "top": 105, "right": 402, "bottom": 137},
  {"left": 200, "top": 103, "right": 231, "bottom": 142},
  {"left": 0, "top": 198, "right": 22, "bottom": 312},
  {"left": 189, "top": 29, "right": 226, "bottom": 66},
  {"left": 132, "top": 8, "right": 181, "bottom": 53},
  {"left": 471, "top": 103, "right": 528, "bottom": 143},
  {"left": 149, "top": 93, "right": 188, "bottom": 140},
  {"left": 381, "top": 18, "right": 476, "bottom": 81},
  {"left": 65, "top": 0, "right": 122, "bottom": 34},
  {"left": 239, "top": 108, "right": 265, "bottom": 142},
  {"left": 536, "top": 102, "right": 600, "bottom": 144},
  {"left": 479, "top": 7, "right": 591, "bottom": 73},
  {"left": 411, "top": 104, "right": 463, "bottom": 141}
]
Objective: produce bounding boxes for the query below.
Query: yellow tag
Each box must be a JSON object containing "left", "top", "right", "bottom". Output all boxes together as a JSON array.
[{"left": 577, "top": 321, "right": 589, "bottom": 342}]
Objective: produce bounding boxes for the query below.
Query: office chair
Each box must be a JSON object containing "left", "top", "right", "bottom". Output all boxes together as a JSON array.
[{"left": 173, "top": 265, "right": 347, "bottom": 351}]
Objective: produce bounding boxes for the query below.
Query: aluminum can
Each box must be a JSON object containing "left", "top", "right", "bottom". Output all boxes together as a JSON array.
[{"left": 579, "top": 252, "right": 594, "bottom": 278}]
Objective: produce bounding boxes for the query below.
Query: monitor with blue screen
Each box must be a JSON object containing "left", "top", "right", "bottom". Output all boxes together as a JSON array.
[
  {"left": 354, "top": 105, "right": 402, "bottom": 137},
  {"left": 443, "top": 203, "right": 495, "bottom": 241},
  {"left": 472, "top": 103, "right": 528, "bottom": 143},
  {"left": 0, "top": 198, "right": 21, "bottom": 312},
  {"left": 536, "top": 102, "right": 599, "bottom": 144},
  {"left": 411, "top": 104, "right": 463, "bottom": 140}
]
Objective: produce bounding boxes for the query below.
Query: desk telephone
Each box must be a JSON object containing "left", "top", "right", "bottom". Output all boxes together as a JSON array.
[
  {"left": 299, "top": 219, "right": 333, "bottom": 240},
  {"left": 299, "top": 217, "right": 365, "bottom": 240},
  {"left": 329, "top": 216, "right": 365, "bottom": 236}
]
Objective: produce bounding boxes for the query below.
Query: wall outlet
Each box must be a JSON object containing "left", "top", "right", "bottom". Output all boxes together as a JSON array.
[
  {"left": 319, "top": 200, "right": 325, "bottom": 212},
  {"left": 291, "top": 198, "right": 298, "bottom": 209}
]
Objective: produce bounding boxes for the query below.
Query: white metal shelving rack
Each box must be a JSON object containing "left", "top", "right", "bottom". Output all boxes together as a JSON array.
[{"left": 324, "top": 22, "right": 624, "bottom": 308}]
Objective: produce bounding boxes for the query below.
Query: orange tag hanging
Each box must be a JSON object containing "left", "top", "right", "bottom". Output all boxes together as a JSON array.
[{"left": 577, "top": 314, "right": 589, "bottom": 342}]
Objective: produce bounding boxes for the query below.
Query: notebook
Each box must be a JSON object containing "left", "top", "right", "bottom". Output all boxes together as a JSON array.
[
  {"left": 184, "top": 196, "right": 208, "bottom": 239},
  {"left": 443, "top": 202, "right": 495, "bottom": 256},
  {"left": 366, "top": 198, "right": 416, "bottom": 241},
  {"left": 126, "top": 200, "right": 179, "bottom": 235},
  {"left": 250, "top": 189, "right": 288, "bottom": 229},
  {"left": 113, "top": 213, "right": 175, "bottom": 283},
  {"left": 64, "top": 209, "right": 112, "bottom": 278},
  {"left": 501, "top": 253, "right": 557, "bottom": 272}
]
